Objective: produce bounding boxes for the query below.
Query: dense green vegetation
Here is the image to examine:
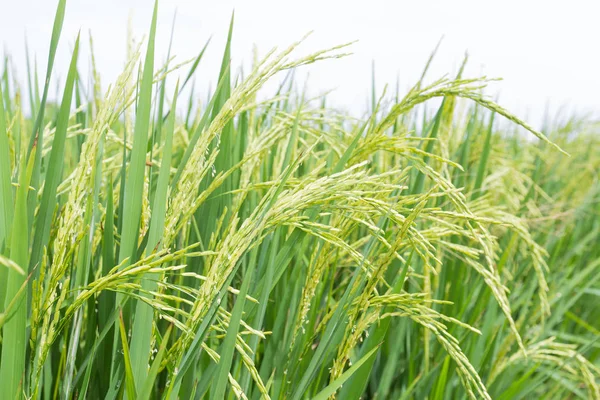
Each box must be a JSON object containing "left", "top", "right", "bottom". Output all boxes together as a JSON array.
[{"left": 0, "top": 1, "right": 598, "bottom": 399}]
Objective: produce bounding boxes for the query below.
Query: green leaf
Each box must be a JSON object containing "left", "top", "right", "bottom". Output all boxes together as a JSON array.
[
  {"left": 138, "top": 325, "right": 173, "bottom": 400},
  {"left": 118, "top": 312, "right": 137, "bottom": 399},
  {"left": 0, "top": 78, "right": 14, "bottom": 311},
  {"left": 210, "top": 250, "right": 256, "bottom": 400},
  {"left": 473, "top": 111, "right": 496, "bottom": 196},
  {"left": 130, "top": 80, "right": 179, "bottom": 388},
  {"left": 311, "top": 345, "right": 380, "bottom": 400},
  {"left": 117, "top": 0, "right": 158, "bottom": 265},
  {"left": 26, "top": 0, "right": 67, "bottom": 157},
  {"left": 0, "top": 144, "right": 35, "bottom": 399},
  {"left": 29, "top": 32, "right": 80, "bottom": 277}
]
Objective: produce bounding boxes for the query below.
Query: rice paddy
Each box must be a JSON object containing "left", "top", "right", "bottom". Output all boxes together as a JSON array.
[{"left": 0, "top": 1, "right": 598, "bottom": 399}]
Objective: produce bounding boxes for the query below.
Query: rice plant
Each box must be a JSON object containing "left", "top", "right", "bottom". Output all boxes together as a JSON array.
[{"left": 0, "top": 1, "right": 598, "bottom": 399}]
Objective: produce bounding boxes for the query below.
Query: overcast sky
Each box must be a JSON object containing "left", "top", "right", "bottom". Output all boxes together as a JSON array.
[{"left": 1, "top": 0, "right": 599, "bottom": 128}]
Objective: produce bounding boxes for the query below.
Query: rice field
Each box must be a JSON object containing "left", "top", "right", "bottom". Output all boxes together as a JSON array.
[{"left": 0, "top": 1, "right": 599, "bottom": 399}]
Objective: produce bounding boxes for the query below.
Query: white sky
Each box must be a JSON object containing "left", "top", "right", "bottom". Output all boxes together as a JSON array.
[{"left": 1, "top": 0, "right": 599, "bottom": 128}]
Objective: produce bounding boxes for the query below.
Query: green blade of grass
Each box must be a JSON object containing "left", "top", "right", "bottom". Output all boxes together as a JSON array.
[
  {"left": 138, "top": 325, "right": 173, "bottom": 400},
  {"left": 473, "top": 111, "right": 495, "bottom": 196},
  {"left": 110, "top": 2, "right": 158, "bottom": 391},
  {"left": 311, "top": 345, "right": 381, "bottom": 400},
  {"left": 25, "top": 37, "right": 38, "bottom": 122},
  {"left": 117, "top": 0, "right": 158, "bottom": 265},
  {"left": 0, "top": 78, "right": 14, "bottom": 311},
  {"left": 118, "top": 311, "right": 137, "bottom": 399},
  {"left": 130, "top": 81, "right": 179, "bottom": 388},
  {"left": 29, "top": 32, "right": 80, "bottom": 278},
  {"left": 210, "top": 255, "right": 257, "bottom": 400},
  {"left": 97, "top": 173, "right": 116, "bottom": 388},
  {"left": 0, "top": 144, "right": 35, "bottom": 400},
  {"left": 26, "top": 0, "right": 67, "bottom": 233}
]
